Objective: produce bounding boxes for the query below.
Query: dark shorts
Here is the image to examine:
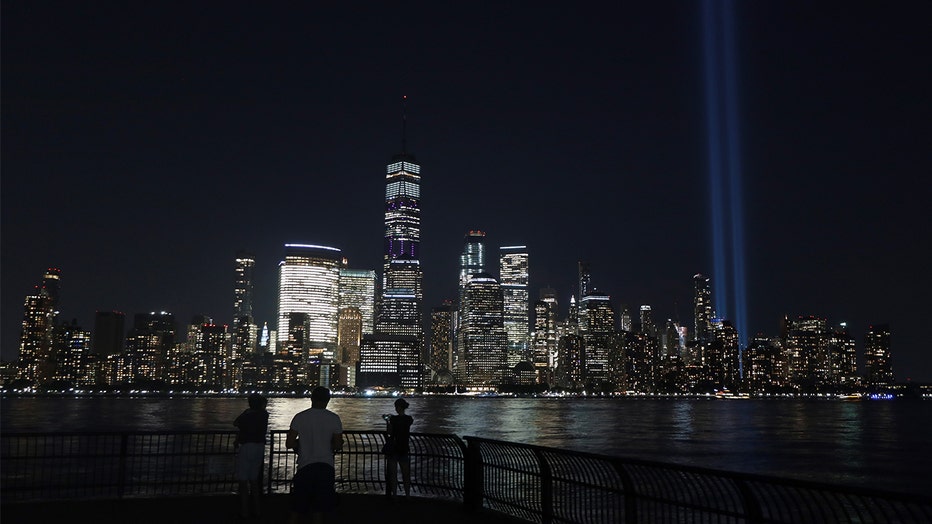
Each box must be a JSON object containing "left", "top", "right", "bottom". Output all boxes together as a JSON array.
[{"left": 291, "top": 463, "right": 337, "bottom": 514}]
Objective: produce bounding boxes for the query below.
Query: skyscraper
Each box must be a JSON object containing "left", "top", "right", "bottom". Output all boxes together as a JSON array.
[
  {"left": 276, "top": 244, "right": 344, "bottom": 365},
  {"left": 864, "top": 324, "right": 894, "bottom": 386},
  {"left": 457, "top": 273, "right": 507, "bottom": 387},
  {"left": 377, "top": 130, "right": 423, "bottom": 339},
  {"left": 693, "top": 274, "right": 713, "bottom": 343},
  {"left": 18, "top": 268, "right": 62, "bottom": 384},
  {"left": 578, "top": 261, "right": 591, "bottom": 302},
  {"left": 429, "top": 301, "right": 455, "bottom": 379},
  {"left": 579, "top": 291, "right": 615, "bottom": 386},
  {"left": 339, "top": 269, "right": 377, "bottom": 335},
  {"left": 459, "top": 231, "right": 487, "bottom": 296},
  {"left": 232, "top": 251, "right": 256, "bottom": 359},
  {"left": 500, "top": 246, "right": 529, "bottom": 368}
]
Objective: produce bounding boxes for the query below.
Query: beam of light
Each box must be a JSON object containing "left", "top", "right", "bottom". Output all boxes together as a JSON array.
[
  {"left": 702, "top": 0, "right": 730, "bottom": 322},
  {"left": 722, "top": 0, "right": 748, "bottom": 352},
  {"left": 702, "top": 0, "right": 748, "bottom": 364}
]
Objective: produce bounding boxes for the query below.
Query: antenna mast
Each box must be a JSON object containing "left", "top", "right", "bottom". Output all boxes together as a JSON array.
[{"left": 401, "top": 95, "right": 408, "bottom": 156}]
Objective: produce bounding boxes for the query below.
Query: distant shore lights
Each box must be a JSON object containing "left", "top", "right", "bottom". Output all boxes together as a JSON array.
[{"left": 702, "top": 0, "right": 747, "bottom": 348}]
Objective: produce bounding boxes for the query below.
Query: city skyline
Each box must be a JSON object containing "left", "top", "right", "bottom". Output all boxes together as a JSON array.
[{"left": 2, "top": 2, "right": 930, "bottom": 381}]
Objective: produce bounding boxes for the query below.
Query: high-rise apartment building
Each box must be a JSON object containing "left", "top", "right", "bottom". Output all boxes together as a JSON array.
[
  {"left": 783, "top": 315, "right": 829, "bottom": 390},
  {"left": 828, "top": 323, "right": 858, "bottom": 387},
  {"left": 124, "top": 312, "right": 176, "bottom": 383},
  {"left": 232, "top": 251, "right": 256, "bottom": 359},
  {"left": 864, "top": 324, "right": 894, "bottom": 386},
  {"left": 17, "top": 268, "right": 62, "bottom": 384},
  {"left": 500, "top": 246, "right": 529, "bottom": 369},
  {"left": 276, "top": 244, "right": 344, "bottom": 365},
  {"left": 457, "top": 273, "right": 507, "bottom": 387},
  {"left": 339, "top": 269, "right": 377, "bottom": 335}
]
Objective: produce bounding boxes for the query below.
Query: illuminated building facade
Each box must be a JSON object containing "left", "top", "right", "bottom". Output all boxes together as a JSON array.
[
  {"left": 54, "top": 319, "right": 92, "bottom": 386},
  {"left": 499, "top": 246, "right": 529, "bottom": 368},
  {"left": 232, "top": 251, "right": 256, "bottom": 359},
  {"left": 710, "top": 318, "right": 740, "bottom": 389},
  {"left": 579, "top": 291, "right": 615, "bottom": 387},
  {"left": 187, "top": 319, "right": 227, "bottom": 389},
  {"left": 530, "top": 287, "right": 559, "bottom": 381},
  {"left": 459, "top": 231, "right": 486, "bottom": 300},
  {"left": 339, "top": 269, "right": 377, "bottom": 335},
  {"left": 693, "top": 274, "right": 714, "bottom": 342},
  {"left": 864, "top": 324, "right": 894, "bottom": 386},
  {"left": 783, "top": 315, "right": 830, "bottom": 391},
  {"left": 457, "top": 273, "right": 506, "bottom": 387},
  {"left": 556, "top": 333, "right": 585, "bottom": 389},
  {"left": 429, "top": 301, "right": 455, "bottom": 378},
  {"left": 124, "top": 312, "right": 176, "bottom": 382},
  {"left": 743, "top": 335, "right": 778, "bottom": 392},
  {"left": 276, "top": 244, "right": 344, "bottom": 364},
  {"left": 378, "top": 151, "right": 423, "bottom": 341},
  {"left": 828, "top": 323, "right": 858, "bottom": 387},
  {"left": 17, "top": 268, "right": 61, "bottom": 384},
  {"left": 336, "top": 307, "right": 362, "bottom": 387},
  {"left": 357, "top": 334, "right": 421, "bottom": 388}
]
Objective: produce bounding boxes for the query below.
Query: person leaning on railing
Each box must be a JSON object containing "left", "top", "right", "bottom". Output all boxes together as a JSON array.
[
  {"left": 234, "top": 393, "right": 269, "bottom": 519},
  {"left": 383, "top": 397, "right": 414, "bottom": 498}
]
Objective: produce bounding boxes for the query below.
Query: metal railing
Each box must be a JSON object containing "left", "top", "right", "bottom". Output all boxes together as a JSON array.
[
  {"left": 0, "top": 430, "right": 465, "bottom": 502},
  {"left": 3, "top": 431, "right": 931, "bottom": 523},
  {"left": 464, "top": 436, "right": 932, "bottom": 524}
]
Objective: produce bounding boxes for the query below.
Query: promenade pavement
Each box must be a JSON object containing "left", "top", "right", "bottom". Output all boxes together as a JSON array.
[{"left": 2, "top": 493, "right": 528, "bottom": 524}]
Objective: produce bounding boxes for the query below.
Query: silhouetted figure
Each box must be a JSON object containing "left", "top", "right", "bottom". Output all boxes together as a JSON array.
[
  {"left": 384, "top": 397, "right": 414, "bottom": 498},
  {"left": 287, "top": 387, "right": 344, "bottom": 524},
  {"left": 234, "top": 394, "right": 269, "bottom": 519}
]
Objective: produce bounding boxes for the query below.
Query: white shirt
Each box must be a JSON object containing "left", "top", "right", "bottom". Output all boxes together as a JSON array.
[{"left": 289, "top": 407, "right": 343, "bottom": 468}]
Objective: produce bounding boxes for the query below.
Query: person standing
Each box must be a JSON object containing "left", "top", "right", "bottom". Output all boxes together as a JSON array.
[
  {"left": 234, "top": 393, "right": 269, "bottom": 519},
  {"left": 287, "top": 386, "right": 344, "bottom": 524},
  {"left": 384, "top": 397, "right": 414, "bottom": 498}
]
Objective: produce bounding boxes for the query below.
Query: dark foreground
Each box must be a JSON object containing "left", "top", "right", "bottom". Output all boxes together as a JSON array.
[{"left": 1, "top": 493, "right": 525, "bottom": 524}]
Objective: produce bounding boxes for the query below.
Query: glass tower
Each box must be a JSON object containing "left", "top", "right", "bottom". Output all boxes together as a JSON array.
[
  {"left": 457, "top": 272, "right": 507, "bottom": 387},
  {"left": 500, "top": 246, "right": 529, "bottom": 368},
  {"left": 378, "top": 152, "right": 423, "bottom": 339},
  {"left": 232, "top": 251, "right": 256, "bottom": 358},
  {"left": 277, "top": 244, "right": 344, "bottom": 361},
  {"left": 339, "top": 269, "right": 377, "bottom": 335}
]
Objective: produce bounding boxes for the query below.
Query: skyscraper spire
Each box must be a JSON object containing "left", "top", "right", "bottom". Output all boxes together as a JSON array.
[{"left": 401, "top": 95, "right": 407, "bottom": 156}]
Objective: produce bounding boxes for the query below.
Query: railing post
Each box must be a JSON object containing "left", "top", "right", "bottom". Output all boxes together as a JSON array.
[
  {"left": 534, "top": 449, "right": 554, "bottom": 524},
  {"left": 118, "top": 433, "right": 128, "bottom": 499},
  {"left": 463, "top": 438, "right": 484, "bottom": 512},
  {"left": 612, "top": 461, "right": 638, "bottom": 523},
  {"left": 735, "top": 478, "right": 763, "bottom": 524},
  {"left": 265, "top": 431, "right": 274, "bottom": 495}
]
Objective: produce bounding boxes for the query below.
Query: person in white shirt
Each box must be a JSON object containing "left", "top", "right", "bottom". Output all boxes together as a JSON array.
[{"left": 286, "top": 386, "right": 343, "bottom": 524}]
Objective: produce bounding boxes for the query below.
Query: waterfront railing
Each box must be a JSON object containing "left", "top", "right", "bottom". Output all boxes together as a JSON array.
[{"left": 3, "top": 431, "right": 930, "bottom": 523}]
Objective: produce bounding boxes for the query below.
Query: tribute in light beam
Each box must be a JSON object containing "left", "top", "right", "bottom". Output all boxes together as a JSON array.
[{"left": 701, "top": 0, "right": 748, "bottom": 353}]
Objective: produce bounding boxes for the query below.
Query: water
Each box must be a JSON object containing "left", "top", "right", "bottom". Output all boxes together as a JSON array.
[{"left": 2, "top": 396, "right": 929, "bottom": 497}]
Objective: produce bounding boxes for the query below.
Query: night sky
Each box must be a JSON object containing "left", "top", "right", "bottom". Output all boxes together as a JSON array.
[{"left": 3, "top": 2, "right": 930, "bottom": 381}]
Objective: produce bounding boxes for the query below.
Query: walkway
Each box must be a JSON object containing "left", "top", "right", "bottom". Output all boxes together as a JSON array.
[{"left": 2, "top": 493, "right": 526, "bottom": 524}]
